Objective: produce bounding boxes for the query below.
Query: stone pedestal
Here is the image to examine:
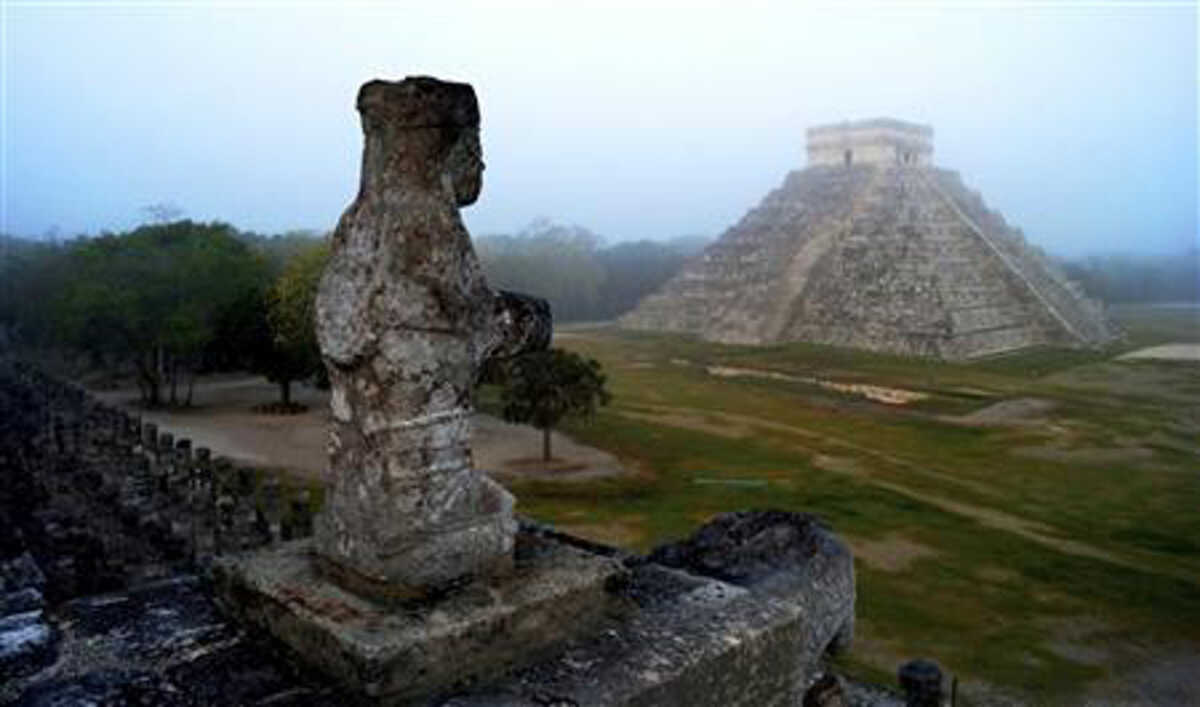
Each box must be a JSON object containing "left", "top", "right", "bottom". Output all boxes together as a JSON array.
[{"left": 212, "top": 529, "right": 626, "bottom": 704}]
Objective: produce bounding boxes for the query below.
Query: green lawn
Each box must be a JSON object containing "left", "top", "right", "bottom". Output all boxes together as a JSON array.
[{"left": 490, "top": 305, "right": 1200, "bottom": 703}]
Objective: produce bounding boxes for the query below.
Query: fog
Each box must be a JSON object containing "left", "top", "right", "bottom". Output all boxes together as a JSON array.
[{"left": 3, "top": 1, "right": 1196, "bottom": 257}]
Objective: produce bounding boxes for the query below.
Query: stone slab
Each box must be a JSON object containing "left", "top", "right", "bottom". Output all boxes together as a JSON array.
[
  {"left": 0, "top": 609, "right": 57, "bottom": 680},
  {"left": 448, "top": 512, "right": 857, "bottom": 707},
  {"left": 5, "top": 574, "right": 357, "bottom": 706},
  {"left": 211, "top": 529, "right": 627, "bottom": 704}
]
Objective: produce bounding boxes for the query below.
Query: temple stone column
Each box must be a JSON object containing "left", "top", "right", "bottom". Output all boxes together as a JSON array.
[{"left": 313, "top": 77, "right": 549, "bottom": 594}]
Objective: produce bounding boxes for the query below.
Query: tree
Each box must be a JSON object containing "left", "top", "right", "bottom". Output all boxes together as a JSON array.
[
  {"left": 500, "top": 348, "right": 611, "bottom": 461},
  {"left": 53, "top": 221, "right": 269, "bottom": 406},
  {"left": 0, "top": 235, "right": 68, "bottom": 350},
  {"left": 260, "top": 240, "right": 330, "bottom": 407}
]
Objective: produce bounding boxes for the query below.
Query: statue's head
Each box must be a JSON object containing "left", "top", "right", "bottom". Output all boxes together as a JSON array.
[{"left": 356, "top": 76, "right": 484, "bottom": 206}]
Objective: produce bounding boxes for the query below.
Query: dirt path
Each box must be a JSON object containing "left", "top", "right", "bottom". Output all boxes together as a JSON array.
[
  {"left": 92, "top": 377, "right": 628, "bottom": 482},
  {"left": 617, "top": 402, "right": 1193, "bottom": 582},
  {"left": 1118, "top": 343, "right": 1200, "bottom": 361}
]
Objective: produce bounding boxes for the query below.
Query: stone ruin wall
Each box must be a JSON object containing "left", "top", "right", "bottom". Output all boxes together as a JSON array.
[{"left": 0, "top": 359, "right": 314, "bottom": 611}]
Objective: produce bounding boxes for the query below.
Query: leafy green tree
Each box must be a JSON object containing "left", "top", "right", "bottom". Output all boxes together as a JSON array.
[
  {"left": 260, "top": 240, "right": 330, "bottom": 407},
  {"left": 54, "top": 221, "right": 269, "bottom": 406},
  {"left": 0, "top": 235, "right": 69, "bottom": 350},
  {"left": 500, "top": 348, "right": 611, "bottom": 461}
]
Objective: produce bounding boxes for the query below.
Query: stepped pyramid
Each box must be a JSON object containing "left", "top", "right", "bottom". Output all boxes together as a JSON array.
[{"left": 620, "top": 119, "right": 1116, "bottom": 359}]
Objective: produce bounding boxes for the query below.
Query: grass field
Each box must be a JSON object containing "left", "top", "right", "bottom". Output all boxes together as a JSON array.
[{"left": 487, "top": 305, "right": 1200, "bottom": 704}]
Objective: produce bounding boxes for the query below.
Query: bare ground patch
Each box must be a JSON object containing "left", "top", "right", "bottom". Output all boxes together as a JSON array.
[
  {"left": 1118, "top": 343, "right": 1200, "bottom": 362},
  {"left": 1081, "top": 648, "right": 1200, "bottom": 706},
  {"left": 706, "top": 365, "right": 929, "bottom": 405},
  {"left": 1040, "top": 616, "right": 1115, "bottom": 668},
  {"left": 957, "top": 397, "right": 1056, "bottom": 425},
  {"left": 1011, "top": 444, "right": 1155, "bottom": 465},
  {"left": 92, "top": 377, "right": 630, "bottom": 484},
  {"left": 848, "top": 533, "right": 938, "bottom": 573},
  {"left": 554, "top": 521, "right": 646, "bottom": 549},
  {"left": 474, "top": 414, "right": 629, "bottom": 480},
  {"left": 617, "top": 408, "right": 754, "bottom": 440},
  {"left": 974, "top": 565, "right": 1021, "bottom": 584},
  {"left": 93, "top": 377, "right": 330, "bottom": 477}
]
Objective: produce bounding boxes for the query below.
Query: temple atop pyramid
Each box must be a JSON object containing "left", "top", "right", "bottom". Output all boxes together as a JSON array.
[
  {"left": 807, "top": 118, "right": 933, "bottom": 167},
  {"left": 620, "top": 119, "right": 1116, "bottom": 360}
]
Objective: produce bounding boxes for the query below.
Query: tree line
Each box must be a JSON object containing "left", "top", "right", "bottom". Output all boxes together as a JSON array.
[
  {"left": 1059, "top": 250, "right": 1199, "bottom": 304},
  {"left": 5, "top": 217, "right": 1191, "bottom": 410},
  {"left": 0, "top": 218, "right": 693, "bottom": 410},
  {"left": 0, "top": 222, "right": 329, "bottom": 407},
  {"left": 475, "top": 219, "right": 709, "bottom": 323},
  {"left": 0, "top": 219, "right": 616, "bottom": 457}
]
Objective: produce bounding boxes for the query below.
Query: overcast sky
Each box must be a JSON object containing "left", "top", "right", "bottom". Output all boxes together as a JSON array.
[{"left": 2, "top": 1, "right": 1196, "bottom": 257}]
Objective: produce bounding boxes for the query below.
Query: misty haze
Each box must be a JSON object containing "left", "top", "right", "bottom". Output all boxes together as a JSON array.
[{"left": 1, "top": 2, "right": 1197, "bottom": 706}]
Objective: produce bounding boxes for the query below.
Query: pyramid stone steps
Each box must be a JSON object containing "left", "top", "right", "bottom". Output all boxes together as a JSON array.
[{"left": 928, "top": 170, "right": 1116, "bottom": 345}]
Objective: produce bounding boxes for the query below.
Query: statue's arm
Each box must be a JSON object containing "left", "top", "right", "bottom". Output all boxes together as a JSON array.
[{"left": 477, "top": 290, "right": 552, "bottom": 365}]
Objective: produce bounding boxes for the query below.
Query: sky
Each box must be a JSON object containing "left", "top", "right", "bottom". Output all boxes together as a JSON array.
[{"left": 1, "top": 1, "right": 1196, "bottom": 258}]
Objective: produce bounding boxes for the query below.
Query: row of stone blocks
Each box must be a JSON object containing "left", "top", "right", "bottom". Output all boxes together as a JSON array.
[
  {"left": 2, "top": 359, "right": 316, "bottom": 579},
  {"left": 0, "top": 357, "right": 322, "bottom": 692}
]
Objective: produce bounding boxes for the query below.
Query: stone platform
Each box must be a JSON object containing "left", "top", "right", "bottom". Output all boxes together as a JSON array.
[
  {"left": 211, "top": 528, "right": 627, "bottom": 704},
  {"left": 450, "top": 511, "right": 857, "bottom": 706},
  {"left": 212, "top": 512, "right": 855, "bottom": 706}
]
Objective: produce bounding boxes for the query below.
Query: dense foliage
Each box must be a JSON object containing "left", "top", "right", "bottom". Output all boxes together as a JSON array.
[
  {"left": 259, "top": 240, "right": 331, "bottom": 406},
  {"left": 50, "top": 222, "right": 270, "bottom": 405},
  {"left": 1061, "top": 250, "right": 1199, "bottom": 304},
  {"left": 476, "top": 220, "right": 709, "bottom": 323},
  {"left": 0, "top": 222, "right": 333, "bottom": 407}
]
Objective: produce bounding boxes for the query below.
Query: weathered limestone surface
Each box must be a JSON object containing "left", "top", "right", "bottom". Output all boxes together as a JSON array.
[
  {"left": 212, "top": 530, "right": 627, "bottom": 703},
  {"left": 807, "top": 118, "right": 933, "bottom": 167},
  {"left": 9, "top": 510, "right": 856, "bottom": 707},
  {"left": 621, "top": 122, "right": 1116, "bottom": 360},
  {"left": 314, "top": 77, "right": 550, "bottom": 591},
  {"left": 448, "top": 512, "right": 856, "bottom": 707}
]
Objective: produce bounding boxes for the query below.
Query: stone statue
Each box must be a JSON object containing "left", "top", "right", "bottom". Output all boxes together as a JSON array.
[{"left": 314, "top": 77, "right": 550, "bottom": 594}]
